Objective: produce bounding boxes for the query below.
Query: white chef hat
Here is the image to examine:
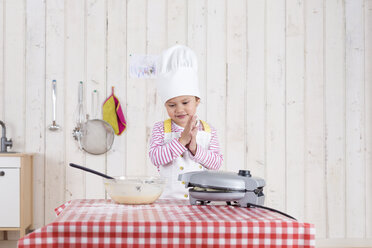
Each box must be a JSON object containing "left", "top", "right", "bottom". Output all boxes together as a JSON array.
[{"left": 156, "top": 45, "right": 200, "bottom": 104}]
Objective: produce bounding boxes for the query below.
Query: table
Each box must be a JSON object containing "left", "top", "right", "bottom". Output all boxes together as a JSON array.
[{"left": 18, "top": 199, "right": 315, "bottom": 247}]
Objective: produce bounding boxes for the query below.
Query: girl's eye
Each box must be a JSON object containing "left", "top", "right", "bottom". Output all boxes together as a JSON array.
[
  {"left": 168, "top": 104, "right": 175, "bottom": 107},
  {"left": 182, "top": 102, "right": 189, "bottom": 105}
]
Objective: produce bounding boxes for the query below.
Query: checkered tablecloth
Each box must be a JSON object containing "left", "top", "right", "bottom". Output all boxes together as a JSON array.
[{"left": 18, "top": 199, "right": 315, "bottom": 247}]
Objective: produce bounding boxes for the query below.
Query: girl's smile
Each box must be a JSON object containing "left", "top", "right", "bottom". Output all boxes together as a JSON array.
[{"left": 165, "top": 95, "right": 200, "bottom": 127}]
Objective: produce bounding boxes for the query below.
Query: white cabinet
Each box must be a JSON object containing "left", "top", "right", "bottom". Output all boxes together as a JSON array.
[
  {"left": 0, "top": 166, "right": 20, "bottom": 227},
  {"left": 0, "top": 154, "right": 33, "bottom": 238}
]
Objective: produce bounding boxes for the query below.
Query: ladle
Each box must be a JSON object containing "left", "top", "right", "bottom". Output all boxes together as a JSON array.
[{"left": 48, "top": 80, "right": 61, "bottom": 131}]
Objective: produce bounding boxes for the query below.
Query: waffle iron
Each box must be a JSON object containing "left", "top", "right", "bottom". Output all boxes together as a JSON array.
[{"left": 178, "top": 170, "right": 265, "bottom": 207}]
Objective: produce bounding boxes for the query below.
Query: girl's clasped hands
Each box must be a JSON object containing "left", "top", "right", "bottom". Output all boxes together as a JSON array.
[{"left": 178, "top": 115, "right": 198, "bottom": 155}]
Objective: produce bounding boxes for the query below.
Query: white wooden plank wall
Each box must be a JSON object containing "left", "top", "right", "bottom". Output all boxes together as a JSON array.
[
  {"left": 0, "top": 0, "right": 371, "bottom": 244},
  {"left": 226, "top": 0, "right": 246, "bottom": 182},
  {"left": 265, "top": 0, "right": 286, "bottom": 215},
  {"left": 345, "top": 0, "right": 365, "bottom": 239},
  {"left": 325, "top": 0, "right": 346, "bottom": 238},
  {"left": 85, "top": 0, "right": 106, "bottom": 199},
  {"left": 45, "top": 0, "right": 65, "bottom": 225},
  {"left": 145, "top": 0, "right": 166, "bottom": 176},
  {"left": 305, "top": 0, "right": 327, "bottom": 238},
  {"left": 206, "top": 0, "right": 226, "bottom": 171},
  {"left": 0, "top": 0, "right": 3, "bottom": 120},
  {"left": 366, "top": 0, "right": 372, "bottom": 238},
  {"left": 246, "top": 0, "right": 264, "bottom": 178},
  {"left": 188, "top": 0, "right": 207, "bottom": 120},
  {"left": 286, "top": 0, "right": 305, "bottom": 223},
  {"left": 26, "top": 0, "right": 45, "bottom": 228},
  {"left": 64, "top": 0, "right": 85, "bottom": 203},
  {"left": 126, "top": 0, "right": 146, "bottom": 178},
  {"left": 106, "top": 0, "right": 126, "bottom": 179}
]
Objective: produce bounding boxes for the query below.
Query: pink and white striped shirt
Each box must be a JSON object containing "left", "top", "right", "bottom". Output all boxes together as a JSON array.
[{"left": 149, "top": 121, "right": 223, "bottom": 170}]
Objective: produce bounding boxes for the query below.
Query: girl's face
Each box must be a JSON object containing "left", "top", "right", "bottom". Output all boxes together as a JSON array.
[{"left": 165, "top": 95, "right": 200, "bottom": 127}]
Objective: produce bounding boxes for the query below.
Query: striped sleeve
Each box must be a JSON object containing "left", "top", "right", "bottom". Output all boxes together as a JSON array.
[
  {"left": 190, "top": 126, "right": 223, "bottom": 170},
  {"left": 149, "top": 122, "right": 187, "bottom": 168}
]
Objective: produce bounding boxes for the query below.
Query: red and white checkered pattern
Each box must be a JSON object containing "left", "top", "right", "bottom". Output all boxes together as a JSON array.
[
  {"left": 18, "top": 199, "right": 315, "bottom": 248},
  {"left": 54, "top": 200, "right": 71, "bottom": 216}
]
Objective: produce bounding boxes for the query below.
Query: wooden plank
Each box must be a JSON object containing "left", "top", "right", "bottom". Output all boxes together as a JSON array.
[
  {"left": 206, "top": 0, "right": 226, "bottom": 170},
  {"left": 20, "top": 156, "right": 32, "bottom": 238},
  {"left": 365, "top": 0, "right": 372, "bottom": 238},
  {"left": 45, "top": 0, "right": 65, "bottom": 225},
  {"left": 265, "top": 0, "right": 286, "bottom": 212},
  {"left": 0, "top": 0, "right": 3, "bottom": 119},
  {"left": 0, "top": 241, "right": 18, "bottom": 247},
  {"left": 65, "top": 0, "right": 86, "bottom": 200},
  {"left": 4, "top": 0, "right": 25, "bottom": 151},
  {"left": 146, "top": 0, "right": 166, "bottom": 177},
  {"left": 126, "top": 0, "right": 147, "bottom": 176},
  {"left": 246, "top": 0, "right": 265, "bottom": 178},
  {"left": 20, "top": 158, "right": 26, "bottom": 237},
  {"left": 304, "top": 0, "right": 326, "bottom": 238},
  {"left": 167, "top": 0, "right": 187, "bottom": 45},
  {"left": 3, "top": 0, "right": 25, "bottom": 239},
  {"left": 285, "top": 0, "right": 305, "bottom": 221},
  {"left": 225, "top": 0, "right": 246, "bottom": 173},
  {"left": 106, "top": 0, "right": 127, "bottom": 179},
  {"left": 25, "top": 0, "right": 45, "bottom": 228},
  {"left": 85, "top": 0, "right": 106, "bottom": 199},
  {"left": 317, "top": 238, "right": 372, "bottom": 247},
  {"left": 345, "top": 0, "right": 365, "bottom": 238},
  {"left": 325, "top": 0, "right": 346, "bottom": 238},
  {"left": 187, "top": 0, "right": 207, "bottom": 120}
]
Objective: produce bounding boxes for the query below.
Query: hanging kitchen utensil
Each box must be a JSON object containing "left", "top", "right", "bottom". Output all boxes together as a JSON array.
[
  {"left": 48, "top": 80, "right": 61, "bottom": 131},
  {"left": 72, "top": 81, "right": 86, "bottom": 142},
  {"left": 72, "top": 82, "right": 115, "bottom": 155},
  {"left": 78, "top": 118, "right": 115, "bottom": 155},
  {"left": 91, "top": 90, "right": 99, "bottom": 119}
]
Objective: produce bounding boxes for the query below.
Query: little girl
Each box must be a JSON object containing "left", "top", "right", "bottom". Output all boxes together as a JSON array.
[{"left": 149, "top": 45, "right": 223, "bottom": 199}]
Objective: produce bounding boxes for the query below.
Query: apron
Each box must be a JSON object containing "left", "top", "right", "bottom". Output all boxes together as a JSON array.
[{"left": 159, "top": 119, "right": 211, "bottom": 199}]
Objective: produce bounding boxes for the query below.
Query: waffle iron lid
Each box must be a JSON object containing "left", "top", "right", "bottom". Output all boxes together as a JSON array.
[{"left": 180, "top": 171, "right": 248, "bottom": 191}]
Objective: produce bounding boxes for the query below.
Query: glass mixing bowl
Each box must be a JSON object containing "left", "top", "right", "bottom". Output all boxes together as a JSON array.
[{"left": 103, "top": 176, "right": 166, "bottom": 204}]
